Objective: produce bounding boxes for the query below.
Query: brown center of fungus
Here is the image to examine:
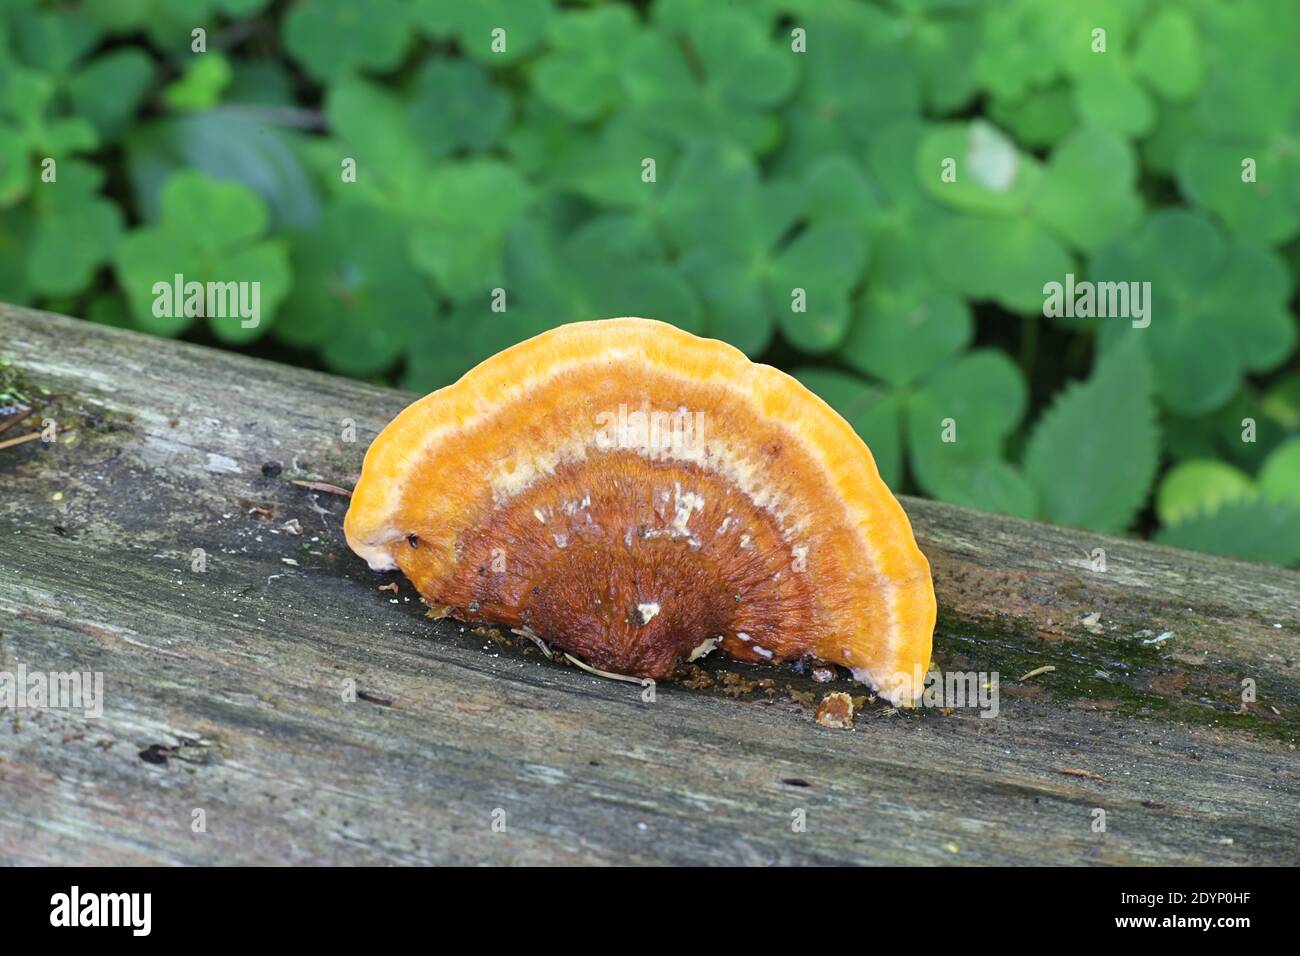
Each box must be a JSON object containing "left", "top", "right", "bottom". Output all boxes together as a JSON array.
[{"left": 416, "top": 453, "right": 817, "bottom": 679}]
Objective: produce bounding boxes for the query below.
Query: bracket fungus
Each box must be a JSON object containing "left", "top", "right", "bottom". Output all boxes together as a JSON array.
[{"left": 345, "top": 318, "right": 935, "bottom": 705}]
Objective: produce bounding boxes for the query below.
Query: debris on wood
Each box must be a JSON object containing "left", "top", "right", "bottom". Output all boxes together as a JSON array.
[
  {"left": 788, "top": 688, "right": 817, "bottom": 708},
  {"left": 1058, "top": 767, "right": 1105, "bottom": 781},
  {"left": 563, "top": 652, "right": 644, "bottom": 685},
  {"left": 378, "top": 582, "right": 399, "bottom": 594},
  {"left": 290, "top": 479, "right": 353, "bottom": 497},
  {"left": 1018, "top": 665, "right": 1056, "bottom": 682},
  {"left": 1142, "top": 631, "right": 1174, "bottom": 645},
  {"left": 0, "top": 405, "right": 32, "bottom": 434},
  {"left": 815, "top": 691, "right": 855, "bottom": 729},
  {"left": 512, "top": 626, "right": 553, "bottom": 659},
  {"left": 1080, "top": 612, "right": 1103, "bottom": 634}
]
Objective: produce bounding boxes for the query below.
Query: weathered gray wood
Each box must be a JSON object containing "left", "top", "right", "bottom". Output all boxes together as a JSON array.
[{"left": 1, "top": 302, "right": 1297, "bottom": 866}]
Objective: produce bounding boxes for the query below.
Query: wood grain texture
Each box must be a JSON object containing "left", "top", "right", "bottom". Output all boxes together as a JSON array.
[{"left": 1, "top": 303, "right": 1297, "bottom": 866}]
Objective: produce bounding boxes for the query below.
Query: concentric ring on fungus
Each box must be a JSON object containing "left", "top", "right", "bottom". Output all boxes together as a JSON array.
[{"left": 345, "top": 317, "right": 936, "bottom": 706}]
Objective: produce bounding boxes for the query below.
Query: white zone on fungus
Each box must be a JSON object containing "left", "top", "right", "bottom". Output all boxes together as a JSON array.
[
  {"left": 636, "top": 602, "right": 661, "bottom": 626},
  {"left": 753, "top": 646, "right": 774, "bottom": 659},
  {"left": 688, "top": 637, "right": 719, "bottom": 661},
  {"left": 483, "top": 426, "right": 811, "bottom": 550}
]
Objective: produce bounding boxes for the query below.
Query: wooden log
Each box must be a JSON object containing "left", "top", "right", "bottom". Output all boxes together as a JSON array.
[{"left": 0, "top": 302, "right": 1296, "bottom": 865}]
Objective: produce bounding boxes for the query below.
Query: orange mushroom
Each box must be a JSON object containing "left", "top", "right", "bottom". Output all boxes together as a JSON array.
[{"left": 345, "top": 318, "right": 935, "bottom": 705}]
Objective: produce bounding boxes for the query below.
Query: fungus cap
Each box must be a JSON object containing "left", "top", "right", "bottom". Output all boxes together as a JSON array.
[{"left": 345, "top": 317, "right": 935, "bottom": 705}]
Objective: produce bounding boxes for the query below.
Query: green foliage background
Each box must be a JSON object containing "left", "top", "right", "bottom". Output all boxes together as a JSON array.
[{"left": 2, "top": 0, "right": 1299, "bottom": 565}]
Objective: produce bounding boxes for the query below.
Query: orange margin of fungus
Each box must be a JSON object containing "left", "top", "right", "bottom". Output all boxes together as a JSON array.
[{"left": 345, "top": 317, "right": 936, "bottom": 705}]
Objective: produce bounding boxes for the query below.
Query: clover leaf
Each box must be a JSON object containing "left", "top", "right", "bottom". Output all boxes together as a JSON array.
[
  {"left": 409, "top": 0, "right": 553, "bottom": 66},
  {"left": 907, "top": 350, "right": 1028, "bottom": 505},
  {"left": 284, "top": 0, "right": 412, "bottom": 82},
  {"left": 276, "top": 201, "right": 434, "bottom": 377},
  {"left": 776, "top": 2, "right": 920, "bottom": 172},
  {"left": 1259, "top": 438, "right": 1300, "bottom": 507},
  {"left": 1091, "top": 210, "right": 1295, "bottom": 416},
  {"left": 26, "top": 159, "right": 123, "bottom": 297},
  {"left": 406, "top": 159, "right": 534, "bottom": 299},
  {"left": 113, "top": 170, "right": 290, "bottom": 343},
  {"left": 530, "top": 6, "right": 641, "bottom": 123},
  {"left": 408, "top": 59, "right": 512, "bottom": 158},
  {"left": 1155, "top": 499, "right": 1300, "bottom": 566},
  {"left": 620, "top": 1, "right": 797, "bottom": 156},
  {"left": 1155, "top": 459, "right": 1253, "bottom": 526}
]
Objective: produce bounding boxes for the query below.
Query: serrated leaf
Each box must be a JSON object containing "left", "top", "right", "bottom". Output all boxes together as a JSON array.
[{"left": 1023, "top": 338, "right": 1158, "bottom": 533}]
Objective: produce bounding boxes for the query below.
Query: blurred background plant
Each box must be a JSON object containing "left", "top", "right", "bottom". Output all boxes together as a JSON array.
[{"left": 1, "top": 0, "right": 1298, "bottom": 565}]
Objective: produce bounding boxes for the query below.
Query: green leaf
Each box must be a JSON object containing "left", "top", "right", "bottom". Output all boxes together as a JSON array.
[
  {"left": 1072, "top": 62, "right": 1154, "bottom": 139},
  {"left": 530, "top": 6, "right": 639, "bottom": 122},
  {"left": 1091, "top": 211, "right": 1295, "bottom": 415},
  {"left": 277, "top": 201, "right": 433, "bottom": 376},
  {"left": 127, "top": 108, "right": 322, "bottom": 229},
  {"left": 793, "top": 368, "right": 902, "bottom": 489},
  {"left": 1031, "top": 126, "right": 1143, "bottom": 252},
  {"left": 0, "top": 201, "right": 35, "bottom": 304},
  {"left": 777, "top": 5, "right": 919, "bottom": 171},
  {"left": 928, "top": 459, "right": 1039, "bottom": 519},
  {"left": 407, "top": 159, "right": 534, "bottom": 298},
  {"left": 162, "top": 51, "right": 232, "bottom": 111},
  {"left": 66, "top": 48, "right": 155, "bottom": 142},
  {"left": 928, "top": 215, "right": 1073, "bottom": 313},
  {"left": 1155, "top": 459, "right": 1253, "bottom": 526},
  {"left": 410, "top": 0, "right": 553, "bottom": 66},
  {"left": 1177, "top": 140, "right": 1300, "bottom": 245},
  {"left": 623, "top": 0, "right": 798, "bottom": 156},
  {"left": 1261, "top": 376, "right": 1300, "bottom": 430},
  {"left": 502, "top": 216, "right": 702, "bottom": 340},
  {"left": 907, "top": 350, "right": 1027, "bottom": 498},
  {"left": 841, "top": 283, "right": 972, "bottom": 388},
  {"left": 1133, "top": 7, "right": 1203, "bottom": 101},
  {"left": 1023, "top": 338, "right": 1158, "bottom": 533},
  {"left": 769, "top": 220, "right": 869, "bottom": 355},
  {"left": 113, "top": 170, "right": 291, "bottom": 343},
  {"left": 1258, "top": 438, "right": 1300, "bottom": 507},
  {"left": 918, "top": 120, "right": 1040, "bottom": 217},
  {"left": 408, "top": 59, "right": 511, "bottom": 158},
  {"left": 12, "top": 9, "right": 100, "bottom": 76},
  {"left": 1156, "top": 499, "right": 1300, "bottom": 566},
  {"left": 987, "top": 85, "right": 1076, "bottom": 149},
  {"left": 322, "top": 78, "right": 425, "bottom": 212},
  {"left": 27, "top": 160, "right": 124, "bottom": 297},
  {"left": 284, "top": 0, "right": 411, "bottom": 82}
]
